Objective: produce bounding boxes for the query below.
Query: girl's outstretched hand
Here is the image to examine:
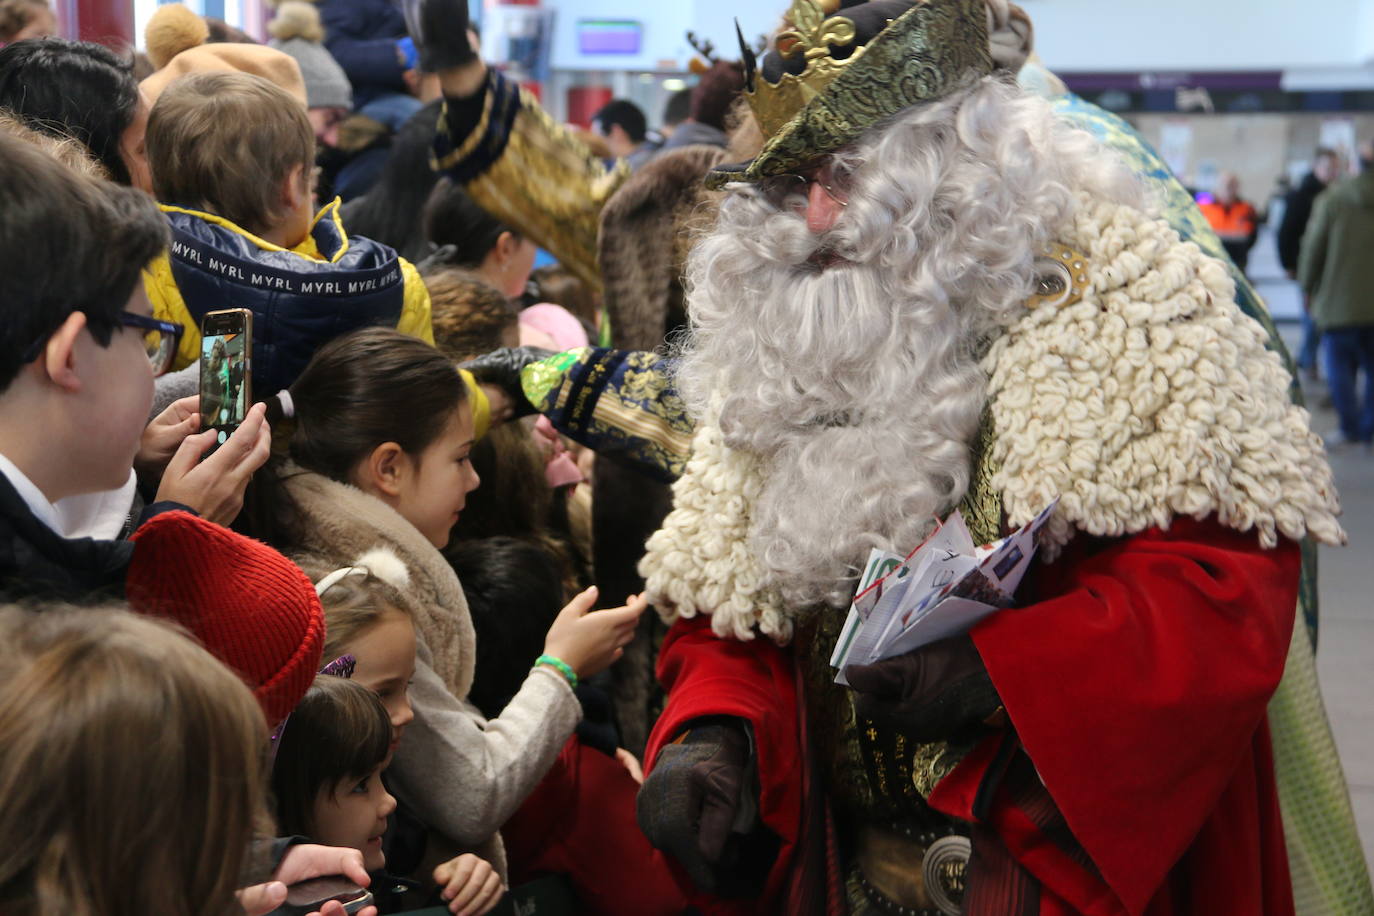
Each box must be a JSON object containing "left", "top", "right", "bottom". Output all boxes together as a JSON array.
[
  {"left": 615, "top": 747, "right": 644, "bottom": 784},
  {"left": 433, "top": 853, "right": 504, "bottom": 916},
  {"left": 542, "top": 588, "right": 649, "bottom": 680}
]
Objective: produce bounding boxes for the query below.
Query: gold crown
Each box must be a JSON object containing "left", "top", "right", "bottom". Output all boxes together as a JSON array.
[
  {"left": 711, "top": 0, "right": 993, "bottom": 189},
  {"left": 743, "top": 0, "right": 867, "bottom": 139}
]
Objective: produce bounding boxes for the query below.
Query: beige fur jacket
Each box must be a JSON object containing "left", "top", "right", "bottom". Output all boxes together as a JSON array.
[{"left": 279, "top": 464, "right": 581, "bottom": 876}]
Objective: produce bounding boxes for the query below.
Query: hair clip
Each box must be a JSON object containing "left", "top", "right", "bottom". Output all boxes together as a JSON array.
[
  {"left": 268, "top": 714, "right": 290, "bottom": 766},
  {"left": 268, "top": 654, "right": 357, "bottom": 770},
  {"left": 320, "top": 654, "right": 357, "bottom": 678},
  {"left": 276, "top": 389, "right": 295, "bottom": 418}
]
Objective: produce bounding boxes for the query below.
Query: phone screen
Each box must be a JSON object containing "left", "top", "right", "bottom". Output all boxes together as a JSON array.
[{"left": 199, "top": 327, "right": 249, "bottom": 447}]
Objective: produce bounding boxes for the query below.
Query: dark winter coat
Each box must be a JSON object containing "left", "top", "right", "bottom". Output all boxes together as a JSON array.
[
  {"left": 1277, "top": 172, "right": 1328, "bottom": 274},
  {"left": 318, "top": 0, "right": 408, "bottom": 108},
  {"left": 0, "top": 476, "right": 183, "bottom": 604},
  {"left": 145, "top": 201, "right": 432, "bottom": 400}
]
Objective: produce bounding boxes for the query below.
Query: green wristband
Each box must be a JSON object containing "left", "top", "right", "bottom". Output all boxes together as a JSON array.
[{"left": 534, "top": 654, "right": 578, "bottom": 689}]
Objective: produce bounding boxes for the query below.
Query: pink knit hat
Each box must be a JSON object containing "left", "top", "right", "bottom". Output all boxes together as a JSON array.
[{"left": 520, "top": 303, "right": 589, "bottom": 352}]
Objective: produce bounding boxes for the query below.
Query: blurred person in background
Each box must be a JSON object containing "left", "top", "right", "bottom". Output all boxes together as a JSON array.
[
  {"left": 1279, "top": 147, "right": 1341, "bottom": 380},
  {"left": 658, "top": 59, "right": 745, "bottom": 153},
  {"left": 1300, "top": 141, "right": 1374, "bottom": 451},
  {"left": 423, "top": 179, "right": 537, "bottom": 301},
  {"left": 529, "top": 265, "right": 599, "bottom": 336},
  {"left": 426, "top": 267, "right": 520, "bottom": 359},
  {"left": 0, "top": 0, "right": 54, "bottom": 44},
  {"left": 0, "top": 38, "right": 152, "bottom": 191},
  {"left": 269, "top": 1, "right": 354, "bottom": 149},
  {"left": 660, "top": 87, "right": 692, "bottom": 141},
  {"left": 204, "top": 16, "right": 256, "bottom": 43},
  {"left": 591, "top": 98, "right": 651, "bottom": 171},
  {"left": 340, "top": 99, "right": 443, "bottom": 259},
  {"left": 1200, "top": 171, "right": 1260, "bottom": 272},
  {"left": 318, "top": 0, "right": 421, "bottom": 124},
  {"left": 632, "top": 87, "right": 693, "bottom": 168}
]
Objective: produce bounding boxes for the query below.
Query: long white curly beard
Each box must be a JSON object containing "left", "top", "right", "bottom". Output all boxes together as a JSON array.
[
  {"left": 672, "top": 77, "right": 1131, "bottom": 609},
  {"left": 675, "top": 204, "right": 988, "bottom": 609}
]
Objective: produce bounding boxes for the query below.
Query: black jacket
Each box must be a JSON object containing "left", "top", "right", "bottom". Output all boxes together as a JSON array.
[
  {"left": 1277, "top": 172, "right": 1328, "bottom": 273},
  {"left": 317, "top": 0, "right": 407, "bottom": 108},
  {"left": 0, "top": 474, "right": 185, "bottom": 604}
]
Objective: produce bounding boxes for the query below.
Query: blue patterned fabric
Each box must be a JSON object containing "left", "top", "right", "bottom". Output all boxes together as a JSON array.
[{"left": 522, "top": 347, "right": 691, "bottom": 483}]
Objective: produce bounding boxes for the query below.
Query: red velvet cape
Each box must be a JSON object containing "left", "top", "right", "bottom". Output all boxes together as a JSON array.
[
  {"left": 644, "top": 517, "right": 1299, "bottom": 915},
  {"left": 502, "top": 736, "right": 687, "bottom": 916}
]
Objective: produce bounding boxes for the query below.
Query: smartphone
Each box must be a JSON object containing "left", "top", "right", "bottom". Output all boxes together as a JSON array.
[
  {"left": 281, "top": 876, "right": 374, "bottom": 915},
  {"left": 199, "top": 309, "right": 252, "bottom": 453}
]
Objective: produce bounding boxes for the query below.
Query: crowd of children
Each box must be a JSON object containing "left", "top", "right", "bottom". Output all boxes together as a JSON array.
[{"left": 0, "top": 5, "right": 692, "bottom": 914}]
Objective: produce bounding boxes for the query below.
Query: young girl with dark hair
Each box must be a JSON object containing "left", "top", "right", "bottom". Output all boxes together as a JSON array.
[
  {"left": 254, "top": 326, "right": 646, "bottom": 879},
  {"left": 422, "top": 178, "right": 536, "bottom": 299},
  {"left": 271, "top": 674, "right": 503, "bottom": 916},
  {"left": 0, "top": 38, "right": 150, "bottom": 189}
]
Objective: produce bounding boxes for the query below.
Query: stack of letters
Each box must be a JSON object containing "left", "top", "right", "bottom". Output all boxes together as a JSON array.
[{"left": 831, "top": 499, "right": 1059, "bottom": 684}]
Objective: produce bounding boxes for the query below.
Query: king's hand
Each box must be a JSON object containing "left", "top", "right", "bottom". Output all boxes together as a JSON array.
[
  {"left": 845, "top": 634, "right": 1005, "bottom": 742},
  {"left": 637, "top": 717, "right": 777, "bottom": 897}
]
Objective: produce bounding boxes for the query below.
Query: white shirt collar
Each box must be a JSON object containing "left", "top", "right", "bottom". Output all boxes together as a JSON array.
[
  {"left": 52, "top": 470, "right": 137, "bottom": 540},
  {"left": 0, "top": 452, "right": 62, "bottom": 534}
]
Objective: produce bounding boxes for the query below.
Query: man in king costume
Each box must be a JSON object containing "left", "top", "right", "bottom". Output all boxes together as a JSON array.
[
  {"left": 621, "top": 1, "right": 1350, "bottom": 913},
  {"left": 403, "top": 0, "right": 1370, "bottom": 909}
]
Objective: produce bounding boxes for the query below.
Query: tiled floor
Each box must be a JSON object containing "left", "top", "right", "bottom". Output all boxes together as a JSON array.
[{"left": 1277, "top": 325, "right": 1374, "bottom": 875}]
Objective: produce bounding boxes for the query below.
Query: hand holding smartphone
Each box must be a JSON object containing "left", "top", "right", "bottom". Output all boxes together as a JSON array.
[
  {"left": 198, "top": 309, "right": 253, "bottom": 455},
  {"left": 282, "top": 876, "right": 374, "bottom": 915}
]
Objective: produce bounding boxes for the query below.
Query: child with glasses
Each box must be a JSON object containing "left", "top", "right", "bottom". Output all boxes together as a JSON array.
[{"left": 0, "top": 130, "right": 270, "bottom": 603}]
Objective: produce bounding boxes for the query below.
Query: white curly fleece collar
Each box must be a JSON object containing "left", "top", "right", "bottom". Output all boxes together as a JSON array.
[{"left": 639, "top": 197, "right": 1345, "bottom": 644}]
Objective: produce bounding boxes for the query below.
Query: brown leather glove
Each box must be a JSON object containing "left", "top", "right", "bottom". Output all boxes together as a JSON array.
[
  {"left": 844, "top": 635, "right": 1003, "bottom": 742},
  {"left": 636, "top": 718, "right": 777, "bottom": 896}
]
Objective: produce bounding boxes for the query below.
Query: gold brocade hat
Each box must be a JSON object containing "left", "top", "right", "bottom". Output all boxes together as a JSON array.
[{"left": 706, "top": 0, "right": 994, "bottom": 190}]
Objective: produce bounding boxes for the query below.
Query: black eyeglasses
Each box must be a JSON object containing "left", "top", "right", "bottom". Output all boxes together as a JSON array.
[
  {"left": 23, "top": 311, "right": 184, "bottom": 377},
  {"left": 122, "top": 312, "right": 185, "bottom": 376}
]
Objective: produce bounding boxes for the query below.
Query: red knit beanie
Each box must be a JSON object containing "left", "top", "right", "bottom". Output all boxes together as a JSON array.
[{"left": 126, "top": 511, "right": 325, "bottom": 728}]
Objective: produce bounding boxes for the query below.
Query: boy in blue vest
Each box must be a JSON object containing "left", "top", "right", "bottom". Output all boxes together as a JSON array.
[{"left": 142, "top": 67, "right": 434, "bottom": 401}]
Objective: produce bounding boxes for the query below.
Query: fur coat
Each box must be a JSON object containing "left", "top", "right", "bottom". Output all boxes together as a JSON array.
[{"left": 597, "top": 144, "right": 729, "bottom": 352}]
